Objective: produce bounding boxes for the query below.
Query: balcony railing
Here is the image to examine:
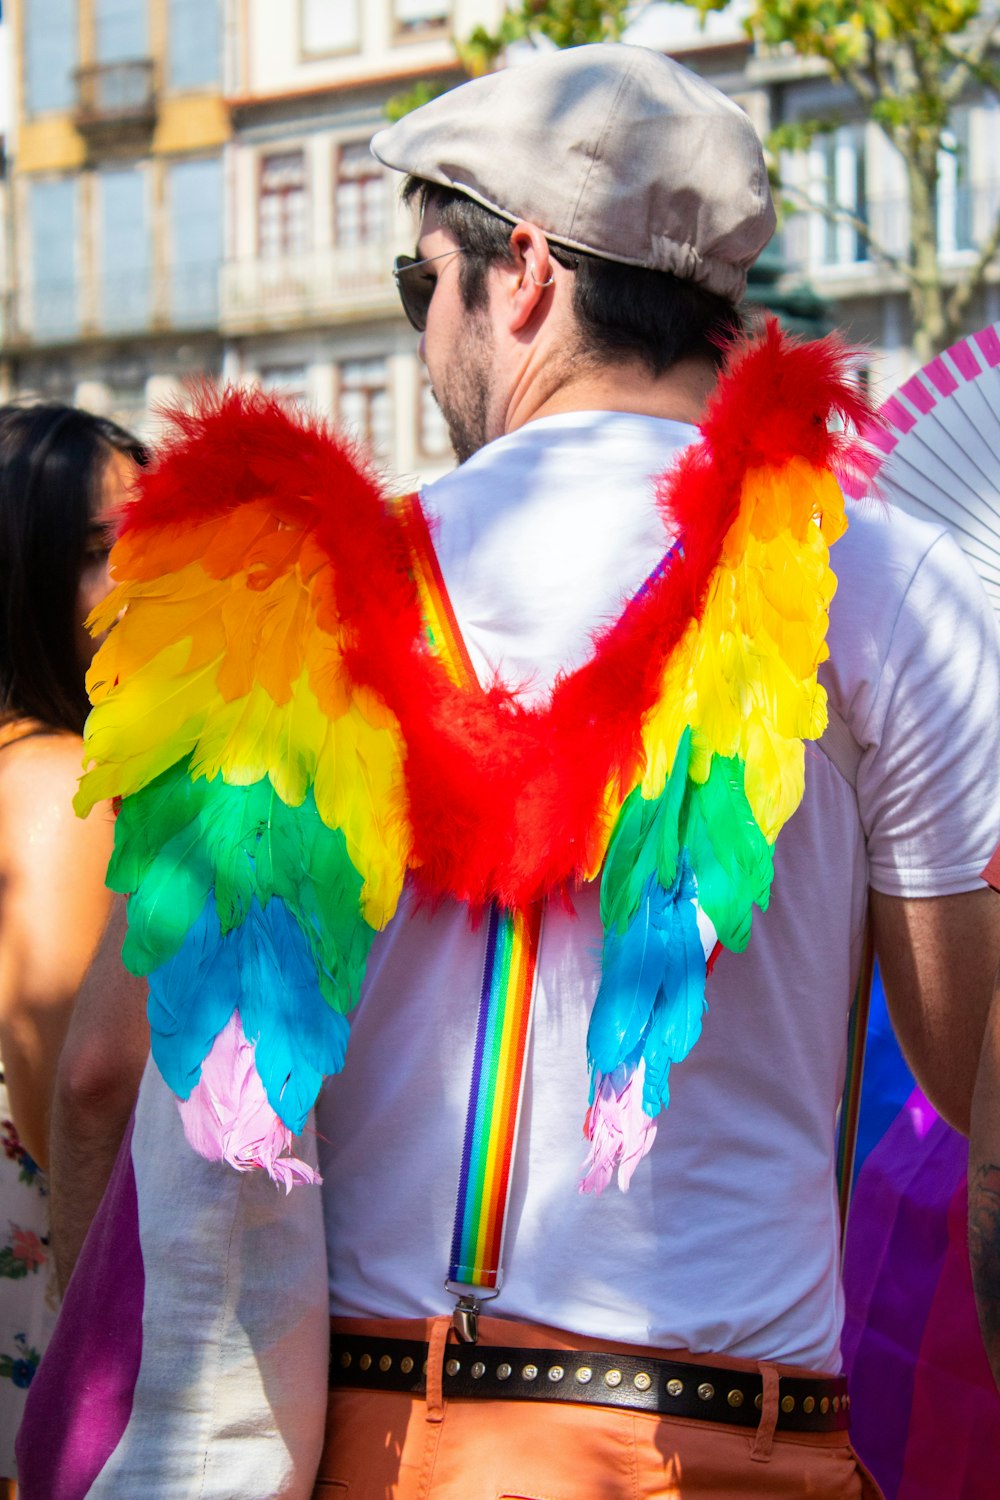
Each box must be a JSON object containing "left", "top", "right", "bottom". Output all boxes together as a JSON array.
[
  {"left": 4, "top": 263, "right": 220, "bottom": 349},
  {"left": 220, "top": 242, "right": 408, "bottom": 333},
  {"left": 74, "top": 60, "right": 157, "bottom": 147},
  {"left": 780, "top": 184, "right": 1000, "bottom": 278}
]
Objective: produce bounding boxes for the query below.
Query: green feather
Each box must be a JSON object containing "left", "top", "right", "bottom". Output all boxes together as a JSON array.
[
  {"left": 600, "top": 728, "right": 694, "bottom": 934},
  {"left": 107, "top": 761, "right": 208, "bottom": 894},
  {"left": 654, "top": 727, "right": 692, "bottom": 891},
  {"left": 685, "top": 755, "right": 773, "bottom": 952},
  {"left": 599, "top": 786, "right": 654, "bottom": 933},
  {"left": 122, "top": 816, "right": 215, "bottom": 975},
  {"left": 114, "top": 761, "right": 375, "bottom": 1011}
]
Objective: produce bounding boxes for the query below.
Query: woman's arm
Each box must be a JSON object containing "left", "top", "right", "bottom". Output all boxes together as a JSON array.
[
  {"left": 49, "top": 895, "right": 149, "bottom": 1288},
  {"left": 0, "top": 735, "right": 115, "bottom": 1165}
]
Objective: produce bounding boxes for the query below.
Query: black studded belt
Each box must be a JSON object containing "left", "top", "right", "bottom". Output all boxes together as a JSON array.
[{"left": 328, "top": 1334, "right": 850, "bottom": 1435}]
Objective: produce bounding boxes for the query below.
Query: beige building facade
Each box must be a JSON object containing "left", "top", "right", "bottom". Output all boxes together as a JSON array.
[
  {"left": 0, "top": 2, "right": 997, "bottom": 467},
  {"left": 217, "top": 0, "right": 501, "bottom": 480},
  {"left": 1, "top": 0, "right": 230, "bottom": 437}
]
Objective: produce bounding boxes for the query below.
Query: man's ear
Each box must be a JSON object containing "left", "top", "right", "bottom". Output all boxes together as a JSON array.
[{"left": 507, "top": 221, "right": 558, "bottom": 335}]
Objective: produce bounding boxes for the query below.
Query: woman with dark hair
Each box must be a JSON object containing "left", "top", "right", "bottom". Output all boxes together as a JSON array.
[{"left": 0, "top": 403, "right": 146, "bottom": 1487}]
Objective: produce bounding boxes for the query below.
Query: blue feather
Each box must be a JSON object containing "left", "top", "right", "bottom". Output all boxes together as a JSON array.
[
  {"left": 588, "top": 879, "right": 668, "bottom": 1072},
  {"left": 640, "top": 856, "right": 707, "bottom": 1114},
  {"left": 148, "top": 901, "right": 240, "bottom": 1098},
  {"left": 148, "top": 894, "right": 349, "bottom": 1132},
  {"left": 238, "top": 897, "right": 349, "bottom": 1132}
]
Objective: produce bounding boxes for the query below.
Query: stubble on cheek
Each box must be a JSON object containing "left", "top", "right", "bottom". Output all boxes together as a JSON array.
[{"left": 428, "top": 308, "right": 496, "bottom": 465}]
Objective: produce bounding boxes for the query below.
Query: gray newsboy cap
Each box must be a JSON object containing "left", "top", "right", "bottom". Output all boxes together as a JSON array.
[{"left": 371, "top": 43, "right": 775, "bottom": 304}]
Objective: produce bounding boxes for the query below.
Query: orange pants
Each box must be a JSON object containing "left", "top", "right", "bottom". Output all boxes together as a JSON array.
[{"left": 313, "top": 1316, "right": 884, "bottom": 1500}]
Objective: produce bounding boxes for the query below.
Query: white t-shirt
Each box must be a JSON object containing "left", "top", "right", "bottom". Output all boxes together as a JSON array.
[
  {"left": 316, "top": 409, "right": 1000, "bottom": 1373},
  {"left": 67, "top": 409, "right": 1000, "bottom": 1500}
]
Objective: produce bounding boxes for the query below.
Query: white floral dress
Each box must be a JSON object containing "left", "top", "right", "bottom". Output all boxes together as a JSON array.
[{"left": 0, "top": 1071, "right": 59, "bottom": 1476}]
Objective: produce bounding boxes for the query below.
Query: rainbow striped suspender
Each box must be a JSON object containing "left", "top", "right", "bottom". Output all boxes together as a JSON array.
[{"left": 395, "top": 493, "right": 545, "bottom": 1341}]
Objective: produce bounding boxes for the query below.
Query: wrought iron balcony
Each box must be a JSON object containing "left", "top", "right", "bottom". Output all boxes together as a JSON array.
[
  {"left": 3, "top": 263, "right": 220, "bottom": 350},
  {"left": 220, "top": 242, "right": 407, "bottom": 334},
  {"left": 74, "top": 61, "right": 157, "bottom": 150}
]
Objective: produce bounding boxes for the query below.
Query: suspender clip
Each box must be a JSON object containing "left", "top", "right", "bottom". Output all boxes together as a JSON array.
[{"left": 452, "top": 1295, "right": 481, "bottom": 1344}]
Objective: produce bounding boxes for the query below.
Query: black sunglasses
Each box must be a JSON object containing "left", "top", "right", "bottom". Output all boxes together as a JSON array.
[
  {"left": 392, "top": 249, "right": 463, "bottom": 332},
  {"left": 392, "top": 243, "right": 581, "bottom": 333}
]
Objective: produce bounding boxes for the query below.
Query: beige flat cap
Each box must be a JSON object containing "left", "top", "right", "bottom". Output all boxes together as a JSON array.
[{"left": 371, "top": 43, "right": 775, "bottom": 304}]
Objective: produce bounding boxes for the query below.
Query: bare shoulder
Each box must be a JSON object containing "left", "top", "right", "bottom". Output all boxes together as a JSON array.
[
  {"left": 0, "top": 733, "right": 113, "bottom": 882},
  {"left": 0, "top": 729, "right": 85, "bottom": 786}
]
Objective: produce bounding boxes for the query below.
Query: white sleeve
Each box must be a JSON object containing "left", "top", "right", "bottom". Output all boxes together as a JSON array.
[
  {"left": 92, "top": 1064, "right": 328, "bottom": 1500},
  {"left": 855, "top": 528, "right": 1000, "bottom": 896}
]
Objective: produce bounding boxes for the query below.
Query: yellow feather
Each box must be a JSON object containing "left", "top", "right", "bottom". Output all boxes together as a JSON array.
[
  {"left": 76, "top": 640, "right": 219, "bottom": 814},
  {"left": 312, "top": 707, "right": 409, "bottom": 928},
  {"left": 638, "top": 459, "right": 843, "bottom": 834},
  {"left": 87, "top": 564, "right": 230, "bottom": 706}
]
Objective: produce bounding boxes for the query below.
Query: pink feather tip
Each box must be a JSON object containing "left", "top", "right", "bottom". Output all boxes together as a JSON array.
[
  {"left": 579, "top": 1063, "right": 657, "bottom": 1195},
  {"left": 178, "top": 1011, "right": 322, "bottom": 1193}
]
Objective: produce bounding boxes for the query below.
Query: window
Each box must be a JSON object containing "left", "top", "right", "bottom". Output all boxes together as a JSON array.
[
  {"left": 338, "top": 358, "right": 392, "bottom": 459},
  {"left": 938, "top": 109, "right": 974, "bottom": 255},
  {"left": 394, "top": 0, "right": 449, "bottom": 35},
  {"left": 809, "top": 126, "right": 868, "bottom": 267},
  {"left": 259, "top": 152, "right": 308, "bottom": 260},
  {"left": 417, "top": 364, "right": 451, "bottom": 460},
  {"left": 25, "top": 0, "right": 77, "bottom": 115},
  {"left": 169, "top": 157, "right": 222, "bottom": 325},
  {"left": 301, "top": 0, "right": 360, "bottom": 56},
  {"left": 100, "top": 167, "right": 150, "bottom": 332},
  {"left": 96, "top": 0, "right": 147, "bottom": 62},
  {"left": 335, "top": 142, "right": 387, "bottom": 248},
  {"left": 260, "top": 366, "right": 310, "bottom": 407},
  {"left": 29, "top": 178, "right": 77, "bottom": 339},
  {"left": 169, "top": 0, "right": 221, "bottom": 90}
]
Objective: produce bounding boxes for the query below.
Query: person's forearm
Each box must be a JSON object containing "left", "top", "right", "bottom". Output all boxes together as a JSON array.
[
  {"left": 874, "top": 887, "right": 1000, "bottom": 1135},
  {"left": 0, "top": 1001, "right": 77, "bottom": 1168},
  {"left": 48, "top": 897, "right": 149, "bottom": 1290},
  {"left": 969, "top": 979, "right": 1000, "bottom": 1392},
  {"left": 49, "top": 1080, "right": 138, "bottom": 1291}
]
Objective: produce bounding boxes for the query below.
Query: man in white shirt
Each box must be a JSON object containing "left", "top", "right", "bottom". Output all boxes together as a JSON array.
[{"left": 25, "top": 42, "right": 1000, "bottom": 1500}]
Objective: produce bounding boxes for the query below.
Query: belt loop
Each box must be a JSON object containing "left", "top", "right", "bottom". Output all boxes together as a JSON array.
[
  {"left": 425, "top": 1316, "right": 451, "bottom": 1424},
  {"left": 750, "top": 1362, "right": 779, "bottom": 1462}
]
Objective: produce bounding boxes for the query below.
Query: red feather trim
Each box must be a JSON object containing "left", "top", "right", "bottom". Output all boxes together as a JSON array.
[{"left": 120, "top": 322, "right": 872, "bottom": 912}]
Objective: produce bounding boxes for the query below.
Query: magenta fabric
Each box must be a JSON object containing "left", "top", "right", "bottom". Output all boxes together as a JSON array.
[
  {"left": 896, "top": 1180, "right": 1000, "bottom": 1498},
  {"left": 843, "top": 1089, "right": 1000, "bottom": 1498},
  {"left": 16, "top": 1115, "right": 144, "bottom": 1499}
]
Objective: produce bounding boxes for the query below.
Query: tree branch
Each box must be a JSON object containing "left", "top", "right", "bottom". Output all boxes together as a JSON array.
[
  {"left": 940, "top": 16, "right": 1000, "bottom": 99},
  {"left": 837, "top": 57, "right": 879, "bottom": 105},
  {"left": 945, "top": 196, "right": 1000, "bottom": 331},
  {"left": 780, "top": 182, "right": 917, "bottom": 284},
  {"left": 964, "top": 13, "right": 1000, "bottom": 71}
]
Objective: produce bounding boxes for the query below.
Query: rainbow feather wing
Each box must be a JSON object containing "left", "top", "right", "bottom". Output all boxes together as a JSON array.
[
  {"left": 582, "top": 455, "right": 847, "bottom": 1193},
  {"left": 75, "top": 395, "right": 411, "bottom": 1185}
]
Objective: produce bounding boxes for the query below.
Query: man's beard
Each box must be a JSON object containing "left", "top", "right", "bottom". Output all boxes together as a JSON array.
[{"left": 431, "top": 315, "right": 495, "bottom": 465}]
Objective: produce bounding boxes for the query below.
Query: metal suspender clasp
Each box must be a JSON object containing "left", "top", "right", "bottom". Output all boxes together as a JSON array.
[
  {"left": 445, "top": 1278, "right": 500, "bottom": 1343},
  {"left": 452, "top": 1294, "right": 481, "bottom": 1344}
]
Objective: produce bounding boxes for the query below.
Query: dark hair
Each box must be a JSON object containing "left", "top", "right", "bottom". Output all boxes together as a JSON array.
[
  {"left": 402, "top": 178, "right": 743, "bottom": 375},
  {"left": 0, "top": 403, "right": 147, "bottom": 735}
]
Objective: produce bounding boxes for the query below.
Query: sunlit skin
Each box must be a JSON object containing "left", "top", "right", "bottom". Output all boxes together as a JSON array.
[{"left": 0, "top": 443, "right": 140, "bottom": 1171}]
